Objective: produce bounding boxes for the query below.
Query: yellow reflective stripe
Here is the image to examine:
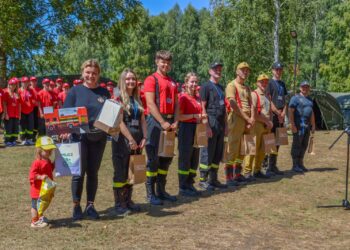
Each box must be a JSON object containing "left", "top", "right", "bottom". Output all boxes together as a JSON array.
[
  {"left": 146, "top": 171, "right": 158, "bottom": 177},
  {"left": 19, "top": 132, "right": 26, "bottom": 135},
  {"left": 189, "top": 169, "right": 197, "bottom": 174},
  {"left": 227, "top": 160, "right": 235, "bottom": 165},
  {"left": 158, "top": 169, "right": 168, "bottom": 175},
  {"left": 270, "top": 151, "right": 278, "bottom": 155},
  {"left": 211, "top": 164, "right": 219, "bottom": 169},
  {"left": 234, "top": 159, "right": 243, "bottom": 164},
  {"left": 113, "top": 182, "right": 127, "bottom": 188},
  {"left": 178, "top": 170, "right": 189, "bottom": 175},
  {"left": 199, "top": 164, "right": 209, "bottom": 170},
  {"left": 199, "top": 177, "right": 206, "bottom": 181}
]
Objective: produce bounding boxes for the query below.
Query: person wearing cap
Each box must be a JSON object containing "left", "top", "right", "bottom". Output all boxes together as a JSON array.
[
  {"left": 265, "top": 62, "right": 288, "bottom": 175},
  {"left": 54, "top": 78, "right": 63, "bottom": 95},
  {"left": 29, "top": 136, "right": 56, "bottom": 228},
  {"left": 177, "top": 72, "right": 204, "bottom": 196},
  {"left": 243, "top": 74, "right": 273, "bottom": 178},
  {"left": 225, "top": 62, "right": 255, "bottom": 185},
  {"left": 49, "top": 81, "right": 59, "bottom": 108},
  {"left": 143, "top": 50, "right": 178, "bottom": 205},
  {"left": 37, "top": 78, "right": 58, "bottom": 136},
  {"left": 3, "top": 78, "right": 21, "bottom": 146},
  {"left": 198, "top": 61, "right": 228, "bottom": 190},
  {"left": 58, "top": 83, "right": 70, "bottom": 107},
  {"left": 18, "top": 76, "right": 37, "bottom": 145},
  {"left": 63, "top": 59, "right": 110, "bottom": 220},
  {"left": 29, "top": 76, "right": 41, "bottom": 141},
  {"left": 289, "top": 81, "right": 315, "bottom": 172}
]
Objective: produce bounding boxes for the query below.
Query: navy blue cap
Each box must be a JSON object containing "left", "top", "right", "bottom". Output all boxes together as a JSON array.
[
  {"left": 300, "top": 81, "right": 310, "bottom": 87},
  {"left": 210, "top": 61, "right": 223, "bottom": 69},
  {"left": 272, "top": 62, "right": 284, "bottom": 69}
]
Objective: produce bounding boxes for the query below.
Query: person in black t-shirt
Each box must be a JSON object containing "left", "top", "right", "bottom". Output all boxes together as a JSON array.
[
  {"left": 63, "top": 59, "right": 110, "bottom": 221},
  {"left": 265, "top": 62, "right": 288, "bottom": 175}
]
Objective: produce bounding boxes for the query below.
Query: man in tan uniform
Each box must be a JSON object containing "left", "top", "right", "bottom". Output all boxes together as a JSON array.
[
  {"left": 225, "top": 62, "right": 255, "bottom": 185},
  {"left": 243, "top": 74, "right": 273, "bottom": 179}
]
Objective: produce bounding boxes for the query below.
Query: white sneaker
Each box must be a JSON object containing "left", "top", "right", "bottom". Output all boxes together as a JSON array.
[
  {"left": 27, "top": 139, "right": 35, "bottom": 145},
  {"left": 39, "top": 216, "right": 49, "bottom": 223},
  {"left": 21, "top": 140, "right": 27, "bottom": 146},
  {"left": 30, "top": 218, "right": 48, "bottom": 228}
]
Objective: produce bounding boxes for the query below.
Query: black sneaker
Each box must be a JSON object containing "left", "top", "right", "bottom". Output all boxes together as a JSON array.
[
  {"left": 72, "top": 205, "right": 83, "bottom": 221},
  {"left": 299, "top": 165, "right": 308, "bottom": 172},
  {"left": 271, "top": 166, "right": 284, "bottom": 175},
  {"left": 226, "top": 179, "right": 239, "bottom": 187},
  {"left": 179, "top": 188, "right": 197, "bottom": 197},
  {"left": 243, "top": 174, "right": 256, "bottom": 182},
  {"left": 85, "top": 203, "right": 100, "bottom": 220},
  {"left": 210, "top": 180, "right": 228, "bottom": 189},
  {"left": 292, "top": 166, "right": 304, "bottom": 173},
  {"left": 198, "top": 181, "right": 215, "bottom": 191},
  {"left": 253, "top": 171, "right": 270, "bottom": 179}
]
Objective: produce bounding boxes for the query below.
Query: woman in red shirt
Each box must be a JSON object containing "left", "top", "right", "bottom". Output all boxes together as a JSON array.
[
  {"left": 177, "top": 72, "right": 206, "bottom": 196},
  {"left": 3, "top": 78, "right": 21, "bottom": 147}
]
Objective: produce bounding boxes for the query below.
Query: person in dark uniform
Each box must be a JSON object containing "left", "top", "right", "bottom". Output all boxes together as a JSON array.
[
  {"left": 111, "top": 68, "right": 147, "bottom": 216},
  {"left": 289, "top": 81, "right": 315, "bottom": 172},
  {"left": 198, "top": 62, "right": 228, "bottom": 191},
  {"left": 265, "top": 62, "right": 288, "bottom": 175},
  {"left": 63, "top": 59, "right": 110, "bottom": 220},
  {"left": 144, "top": 50, "right": 178, "bottom": 205},
  {"left": 177, "top": 72, "right": 204, "bottom": 196}
]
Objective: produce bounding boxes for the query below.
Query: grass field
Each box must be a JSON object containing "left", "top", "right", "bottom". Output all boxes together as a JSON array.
[{"left": 1, "top": 131, "right": 350, "bottom": 249}]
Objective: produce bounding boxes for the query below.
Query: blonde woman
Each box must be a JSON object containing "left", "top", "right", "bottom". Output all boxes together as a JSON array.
[
  {"left": 63, "top": 59, "right": 110, "bottom": 220},
  {"left": 111, "top": 68, "right": 147, "bottom": 216}
]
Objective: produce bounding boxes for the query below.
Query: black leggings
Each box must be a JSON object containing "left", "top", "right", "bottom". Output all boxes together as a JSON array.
[{"left": 71, "top": 132, "right": 107, "bottom": 203}]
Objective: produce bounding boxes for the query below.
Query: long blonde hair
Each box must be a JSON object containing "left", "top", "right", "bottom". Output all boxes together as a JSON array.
[{"left": 118, "top": 68, "right": 144, "bottom": 115}]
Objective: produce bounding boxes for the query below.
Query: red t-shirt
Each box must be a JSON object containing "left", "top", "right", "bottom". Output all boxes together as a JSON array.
[
  {"left": 58, "top": 91, "right": 67, "bottom": 105},
  {"left": 29, "top": 159, "right": 54, "bottom": 199},
  {"left": 179, "top": 92, "right": 202, "bottom": 123},
  {"left": 3, "top": 91, "right": 21, "bottom": 118},
  {"left": 0, "top": 88, "right": 3, "bottom": 113},
  {"left": 143, "top": 72, "right": 178, "bottom": 115},
  {"left": 38, "top": 89, "right": 57, "bottom": 108},
  {"left": 53, "top": 87, "right": 62, "bottom": 95},
  {"left": 18, "top": 88, "right": 36, "bottom": 114},
  {"left": 30, "top": 87, "right": 41, "bottom": 107},
  {"left": 140, "top": 89, "right": 147, "bottom": 115}
]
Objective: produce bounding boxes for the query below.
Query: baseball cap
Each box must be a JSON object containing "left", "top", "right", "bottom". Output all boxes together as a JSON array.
[
  {"left": 42, "top": 78, "right": 50, "bottom": 84},
  {"left": 56, "top": 78, "right": 63, "bottom": 83},
  {"left": 35, "top": 136, "right": 57, "bottom": 150},
  {"left": 272, "top": 62, "right": 284, "bottom": 69},
  {"left": 8, "top": 78, "right": 18, "bottom": 85},
  {"left": 100, "top": 83, "right": 106, "bottom": 88},
  {"left": 300, "top": 81, "right": 310, "bottom": 87},
  {"left": 210, "top": 61, "right": 223, "bottom": 69},
  {"left": 21, "top": 76, "right": 29, "bottom": 82},
  {"left": 63, "top": 83, "right": 70, "bottom": 88},
  {"left": 30, "top": 76, "right": 37, "bottom": 81},
  {"left": 257, "top": 74, "right": 269, "bottom": 82},
  {"left": 236, "top": 62, "right": 250, "bottom": 70},
  {"left": 107, "top": 81, "right": 114, "bottom": 86},
  {"left": 49, "top": 80, "right": 56, "bottom": 86}
]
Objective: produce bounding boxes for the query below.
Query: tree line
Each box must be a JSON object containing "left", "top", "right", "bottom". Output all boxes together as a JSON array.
[{"left": 1, "top": 0, "right": 349, "bottom": 91}]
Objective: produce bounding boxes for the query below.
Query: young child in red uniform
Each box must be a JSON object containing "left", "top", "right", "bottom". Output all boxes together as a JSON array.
[
  {"left": 19, "top": 76, "right": 37, "bottom": 145},
  {"left": 106, "top": 81, "right": 114, "bottom": 99},
  {"left": 38, "top": 78, "right": 58, "bottom": 135},
  {"left": 58, "top": 83, "right": 70, "bottom": 107},
  {"left": 54, "top": 78, "right": 63, "bottom": 95},
  {"left": 3, "top": 78, "right": 21, "bottom": 147},
  {"left": 29, "top": 136, "right": 56, "bottom": 228}
]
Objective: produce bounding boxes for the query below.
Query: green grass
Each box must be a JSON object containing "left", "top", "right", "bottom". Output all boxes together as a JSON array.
[{"left": 1, "top": 131, "right": 350, "bottom": 249}]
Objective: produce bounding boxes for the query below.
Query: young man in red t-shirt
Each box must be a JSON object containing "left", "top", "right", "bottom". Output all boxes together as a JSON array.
[
  {"left": 37, "top": 78, "right": 58, "bottom": 135},
  {"left": 19, "top": 76, "right": 37, "bottom": 145},
  {"left": 3, "top": 78, "right": 21, "bottom": 146},
  {"left": 144, "top": 50, "right": 178, "bottom": 205},
  {"left": 29, "top": 76, "right": 41, "bottom": 142}
]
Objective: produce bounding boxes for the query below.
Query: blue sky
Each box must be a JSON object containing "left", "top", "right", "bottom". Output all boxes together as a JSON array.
[{"left": 141, "top": 0, "right": 210, "bottom": 15}]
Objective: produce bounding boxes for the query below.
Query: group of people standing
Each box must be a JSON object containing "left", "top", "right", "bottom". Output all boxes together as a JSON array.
[{"left": 27, "top": 50, "right": 316, "bottom": 228}]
